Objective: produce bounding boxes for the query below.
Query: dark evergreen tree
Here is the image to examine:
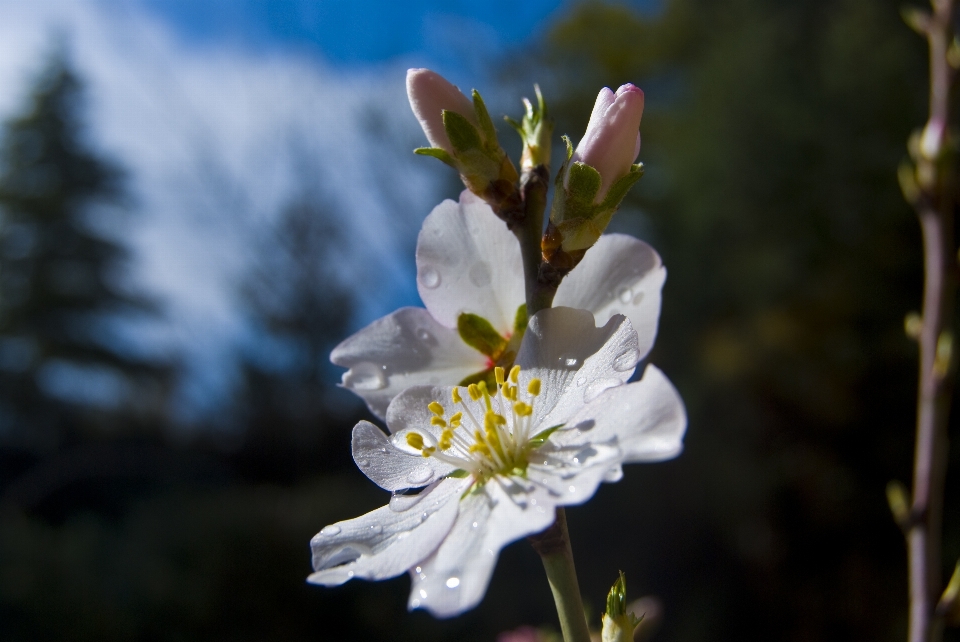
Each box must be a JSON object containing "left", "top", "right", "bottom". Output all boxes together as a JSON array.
[
  {"left": 233, "top": 190, "right": 359, "bottom": 480},
  {"left": 0, "top": 51, "right": 171, "bottom": 451}
]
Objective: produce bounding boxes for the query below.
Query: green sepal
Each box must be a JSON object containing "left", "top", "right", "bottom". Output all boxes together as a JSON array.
[
  {"left": 443, "top": 110, "right": 483, "bottom": 153},
  {"left": 457, "top": 312, "right": 508, "bottom": 357},
  {"left": 458, "top": 367, "right": 497, "bottom": 388},
  {"left": 598, "top": 163, "right": 644, "bottom": 211},
  {"left": 471, "top": 89, "right": 499, "bottom": 150},
  {"left": 567, "top": 162, "right": 602, "bottom": 203},
  {"left": 447, "top": 469, "right": 470, "bottom": 478},
  {"left": 414, "top": 146, "right": 457, "bottom": 168},
  {"left": 527, "top": 424, "right": 563, "bottom": 449},
  {"left": 513, "top": 303, "right": 528, "bottom": 335}
]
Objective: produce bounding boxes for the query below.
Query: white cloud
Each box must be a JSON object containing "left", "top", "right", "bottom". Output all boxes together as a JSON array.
[{"left": 0, "top": 0, "right": 448, "bottom": 422}]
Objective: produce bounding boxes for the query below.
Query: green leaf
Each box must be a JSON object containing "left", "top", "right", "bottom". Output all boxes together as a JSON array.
[
  {"left": 414, "top": 146, "right": 456, "bottom": 168},
  {"left": 443, "top": 110, "right": 482, "bottom": 153},
  {"left": 567, "top": 161, "right": 602, "bottom": 203},
  {"left": 447, "top": 469, "right": 470, "bottom": 478},
  {"left": 513, "top": 303, "right": 528, "bottom": 335},
  {"left": 457, "top": 312, "right": 508, "bottom": 357},
  {"left": 528, "top": 424, "right": 564, "bottom": 449},
  {"left": 471, "top": 89, "right": 499, "bottom": 148}
]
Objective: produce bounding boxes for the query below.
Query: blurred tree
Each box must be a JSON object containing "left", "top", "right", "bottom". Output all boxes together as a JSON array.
[
  {"left": 0, "top": 50, "right": 172, "bottom": 454},
  {"left": 533, "top": 1, "right": 952, "bottom": 641},
  {"left": 233, "top": 189, "right": 359, "bottom": 481}
]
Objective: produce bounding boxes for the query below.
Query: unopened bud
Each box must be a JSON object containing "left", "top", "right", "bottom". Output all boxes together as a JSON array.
[
  {"left": 546, "top": 84, "right": 645, "bottom": 263},
  {"left": 506, "top": 85, "right": 553, "bottom": 171},
  {"left": 602, "top": 572, "right": 642, "bottom": 642},
  {"left": 938, "top": 561, "right": 960, "bottom": 626},
  {"left": 407, "top": 68, "right": 519, "bottom": 213}
]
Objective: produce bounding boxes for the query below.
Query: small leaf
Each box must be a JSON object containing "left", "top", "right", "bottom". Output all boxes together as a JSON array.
[
  {"left": 414, "top": 146, "right": 456, "bottom": 167},
  {"left": 457, "top": 312, "right": 508, "bottom": 357},
  {"left": 513, "top": 304, "right": 528, "bottom": 335},
  {"left": 443, "top": 110, "right": 483, "bottom": 153},
  {"left": 599, "top": 164, "right": 644, "bottom": 211},
  {"left": 472, "top": 89, "right": 499, "bottom": 148},
  {"left": 447, "top": 469, "right": 470, "bottom": 478}
]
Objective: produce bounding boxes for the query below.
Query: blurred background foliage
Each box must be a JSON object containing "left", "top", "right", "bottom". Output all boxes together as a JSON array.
[{"left": 0, "top": 0, "right": 958, "bottom": 640}]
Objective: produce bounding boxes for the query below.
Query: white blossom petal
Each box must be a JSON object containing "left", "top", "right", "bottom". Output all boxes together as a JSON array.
[
  {"left": 555, "top": 234, "right": 665, "bottom": 360},
  {"left": 408, "top": 480, "right": 555, "bottom": 617},
  {"left": 331, "top": 307, "right": 487, "bottom": 419},
  {"left": 308, "top": 477, "right": 468, "bottom": 586},
  {"left": 554, "top": 365, "right": 687, "bottom": 462},
  {"left": 516, "top": 308, "right": 639, "bottom": 430},
  {"left": 416, "top": 191, "right": 525, "bottom": 334},
  {"left": 352, "top": 421, "right": 455, "bottom": 491}
]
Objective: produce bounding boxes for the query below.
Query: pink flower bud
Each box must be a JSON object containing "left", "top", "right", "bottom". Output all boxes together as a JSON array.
[
  {"left": 572, "top": 84, "right": 644, "bottom": 202},
  {"left": 406, "top": 68, "right": 477, "bottom": 155}
]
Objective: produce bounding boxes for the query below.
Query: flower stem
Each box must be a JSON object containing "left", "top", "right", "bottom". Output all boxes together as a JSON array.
[
  {"left": 901, "top": 3, "right": 957, "bottom": 641},
  {"left": 514, "top": 164, "right": 559, "bottom": 316},
  {"left": 529, "top": 508, "right": 592, "bottom": 642}
]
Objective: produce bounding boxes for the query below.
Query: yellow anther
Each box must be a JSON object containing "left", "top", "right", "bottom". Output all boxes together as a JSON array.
[
  {"left": 468, "top": 384, "right": 482, "bottom": 401},
  {"left": 485, "top": 428, "right": 501, "bottom": 446},
  {"left": 495, "top": 366, "right": 505, "bottom": 385},
  {"left": 469, "top": 443, "right": 490, "bottom": 455},
  {"left": 428, "top": 401, "right": 445, "bottom": 416},
  {"left": 406, "top": 432, "right": 425, "bottom": 449},
  {"left": 484, "top": 412, "right": 506, "bottom": 431},
  {"left": 452, "top": 388, "right": 462, "bottom": 404},
  {"left": 478, "top": 380, "right": 488, "bottom": 395},
  {"left": 509, "top": 365, "right": 520, "bottom": 384},
  {"left": 514, "top": 401, "right": 533, "bottom": 416},
  {"left": 474, "top": 430, "right": 486, "bottom": 444},
  {"left": 449, "top": 412, "right": 462, "bottom": 427},
  {"left": 439, "top": 429, "right": 454, "bottom": 450},
  {"left": 528, "top": 378, "right": 541, "bottom": 396},
  {"left": 422, "top": 446, "right": 435, "bottom": 458},
  {"left": 503, "top": 385, "right": 517, "bottom": 401},
  {"left": 431, "top": 416, "right": 447, "bottom": 427}
]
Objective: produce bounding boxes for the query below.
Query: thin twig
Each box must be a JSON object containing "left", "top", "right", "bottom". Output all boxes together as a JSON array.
[{"left": 904, "top": 2, "right": 957, "bottom": 641}]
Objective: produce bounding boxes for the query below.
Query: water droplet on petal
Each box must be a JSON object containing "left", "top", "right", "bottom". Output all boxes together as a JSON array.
[
  {"left": 633, "top": 291, "right": 645, "bottom": 305},
  {"left": 356, "top": 458, "right": 369, "bottom": 467},
  {"left": 369, "top": 524, "right": 382, "bottom": 533},
  {"left": 472, "top": 521, "right": 479, "bottom": 529},
  {"left": 584, "top": 377, "right": 622, "bottom": 402},
  {"left": 343, "top": 362, "right": 387, "bottom": 391},
  {"left": 618, "top": 286, "right": 633, "bottom": 304},
  {"left": 558, "top": 353, "right": 579, "bottom": 369},
  {"left": 468, "top": 262, "right": 492, "bottom": 287},
  {"left": 420, "top": 267, "right": 441, "bottom": 289},
  {"left": 568, "top": 485, "right": 576, "bottom": 493},
  {"left": 389, "top": 492, "right": 426, "bottom": 512},
  {"left": 419, "top": 589, "right": 428, "bottom": 599},
  {"left": 613, "top": 348, "right": 641, "bottom": 372},
  {"left": 320, "top": 525, "right": 341, "bottom": 536},
  {"left": 576, "top": 375, "right": 586, "bottom": 387},
  {"left": 407, "top": 468, "right": 433, "bottom": 485},
  {"left": 446, "top": 577, "right": 460, "bottom": 588},
  {"left": 415, "top": 566, "right": 422, "bottom": 573},
  {"left": 416, "top": 328, "right": 435, "bottom": 345}
]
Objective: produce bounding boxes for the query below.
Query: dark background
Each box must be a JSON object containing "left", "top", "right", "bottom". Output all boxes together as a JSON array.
[{"left": 1, "top": 0, "right": 958, "bottom": 640}]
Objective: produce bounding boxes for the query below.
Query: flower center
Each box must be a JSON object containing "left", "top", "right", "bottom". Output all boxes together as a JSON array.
[{"left": 406, "top": 365, "right": 543, "bottom": 486}]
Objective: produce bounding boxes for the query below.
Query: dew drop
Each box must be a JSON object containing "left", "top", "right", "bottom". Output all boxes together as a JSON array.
[
  {"left": 356, "top": 458, "right": 369, "bottom": 467},
  {"left": 472, "top": 521, "right": 479, "bottom": 529},
  {"left": 613, "top": 348, "right": 641, "bottom": 372},
  {"left": 568, "top": 485, "right": 576, "bottom": 494},
  {"left": 584, "top": 378, "right": 621, "bottom": 403},
  {"left": 407, "top": 468, "right": 433, "bottom": 485},
  {"left": 320, "top": 525, "right": 341, "bottom": 536},
  {"left": 415, "top": 566, "right": 422, "bottom": 574},
  {"left": 369, "top": 524, "right": 382, "bottom": 534},
  {"left": 347, "top": 571, "right": 355, "bottom": 578},
  {"left": 420, "top": 512, "right": 428, "bottom": 522},
  {"left": 419, "top": 589, "right": 428, "bottom": 599},
  {"left": 343, "top": 362, "right": 387, "bottom": 391},
  {"left": 420, "top": 267, "right": 441, "bottom": 289},
  {"left": 468, "top": 262, "right": 492, "bottom": 287},
  {"left": 576, "top": 375, "right": 586, "bottom": 387},
  {"left": 617, "top": 286, "right": 633, "bottom": 304},
  {"left": 446, "top": 577, "right": 461, "bottom": 589},
  {"left": 558, "top": 353, "right": 579, "bottom": 369},
  {"left": 389, "top": 492, "right": 426, "bottom": 512},
  {"left": 416, "top": 328, "right": 436, "bottom": 345},
  {"left": 633, "top": 291, "right": 645, "bottom": 305},
  {"left": 411, "top": 599, "right": 421, "bottom": 608}
]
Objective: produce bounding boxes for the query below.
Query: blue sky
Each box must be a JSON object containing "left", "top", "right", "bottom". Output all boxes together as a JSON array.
[{"left": 140, "top": 0, "right": 567, "bottom": 65}]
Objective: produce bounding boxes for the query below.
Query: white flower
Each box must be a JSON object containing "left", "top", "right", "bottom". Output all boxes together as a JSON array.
[
  {"left": 310, "top": 307, "right": 686, "bottom": 617},
  {"left": 571, "top": 84, "right": 644, "bottom": 203},
  {"left": 332, "top": 190, "right": 667, "bottom": 418}
]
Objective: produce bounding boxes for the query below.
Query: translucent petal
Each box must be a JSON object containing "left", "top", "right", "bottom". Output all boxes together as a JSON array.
[{"left": 352, "top": 421, "right": 455, "bottom": 491}]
